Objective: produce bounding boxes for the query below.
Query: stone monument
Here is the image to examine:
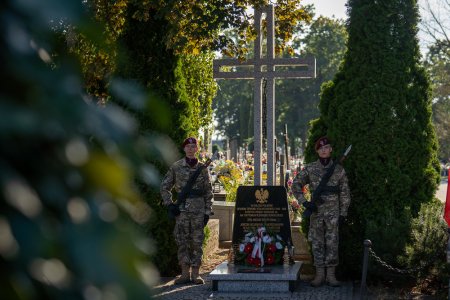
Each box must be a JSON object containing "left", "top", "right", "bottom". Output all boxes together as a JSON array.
[{"left": 208, "top": 186, "right": 301, "bottom": 293}]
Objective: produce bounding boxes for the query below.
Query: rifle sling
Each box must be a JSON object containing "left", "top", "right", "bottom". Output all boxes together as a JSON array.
[
  {"left": 312, "top": 162, "right": 338, "bottom": 203},
  {"left": 322, "top": 186, "right": 340, "bottom": 193},
  {"left": 177, "top": 165, "right": 205, "bottom": 205},
  {"left": 178, "top": 189, "right": 204, "bottom": 198}
]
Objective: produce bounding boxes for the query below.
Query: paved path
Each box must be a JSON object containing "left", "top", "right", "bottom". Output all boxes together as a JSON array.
[{"left": 152, "top": 277, "right": 354, "bottom": 299}]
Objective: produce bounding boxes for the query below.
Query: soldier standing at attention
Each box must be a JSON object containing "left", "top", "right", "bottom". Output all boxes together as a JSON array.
[
  {"left": 292, "top": 136, "right": 351, "bottom": 287},
  {"left": 160, "top": 137, "right": 213, "bottom": 285}
]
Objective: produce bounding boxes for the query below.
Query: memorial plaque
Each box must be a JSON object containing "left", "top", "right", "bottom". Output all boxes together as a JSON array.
[{"left": 232, "top": 186, "right": 292, "bottom": 246}]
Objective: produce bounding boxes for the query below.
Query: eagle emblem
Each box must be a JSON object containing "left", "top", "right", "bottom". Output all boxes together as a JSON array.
[{"left": 255, "top": 188, "right": 269, "bottom": 204}]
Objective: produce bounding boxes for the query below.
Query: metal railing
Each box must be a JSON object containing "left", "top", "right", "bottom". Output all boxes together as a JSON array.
[{"left": 359, "top": 236, "right": 446, "bottom": 300}]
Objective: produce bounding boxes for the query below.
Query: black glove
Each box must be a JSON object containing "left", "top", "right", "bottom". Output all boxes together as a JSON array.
[
  {"left": 302, "top": 201, "right": 317, "bottom": 218},
  {"left": 302, "top": 201, "right": 317, "bottom": 211},
  {"left": 203, "top": 214, "right": 210, "bottom": 226},
  {"left": 167, "top": 203, "right": 180, "bottom": 219}
]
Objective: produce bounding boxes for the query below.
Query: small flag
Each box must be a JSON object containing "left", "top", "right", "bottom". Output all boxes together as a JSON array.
[{"left": 444, "top": 171, "right": 450, "bottom": 227}]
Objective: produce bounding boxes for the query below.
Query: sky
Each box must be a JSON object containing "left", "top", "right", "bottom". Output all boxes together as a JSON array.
[
  {"left": 302, "top": 0, "right": 435, "bottom": 21},
  {"left": 302, "top": 0, "right": 348, "bottom": 20},
  {"left": 302, "top": 0, "right": 445, "bottom": 53}
]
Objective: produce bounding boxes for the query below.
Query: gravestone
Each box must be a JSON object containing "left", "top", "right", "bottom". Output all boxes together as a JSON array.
[
  {"left": 208, "top": 186, "right": 302, "bottom": 293},
  {"left": 232, "top": 186, "right": 292, "bottom": 245},
  {"left": 229, "top": 137, "right": 239, "bottom": 162}
]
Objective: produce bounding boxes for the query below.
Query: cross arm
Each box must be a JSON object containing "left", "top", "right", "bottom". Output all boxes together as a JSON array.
[{"left": 213, "top": 57, "right": 316, "bottom": 79}]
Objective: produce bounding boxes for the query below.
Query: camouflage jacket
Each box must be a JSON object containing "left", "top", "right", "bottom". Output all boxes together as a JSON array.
[
  {"left": 292, "top": 159, "right": 351, "bottom": 217},
  {"left": 160, "top": 158, "right": 213, "bottom": 215}
]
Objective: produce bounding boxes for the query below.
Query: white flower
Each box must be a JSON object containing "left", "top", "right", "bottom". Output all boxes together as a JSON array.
[
  {"left": 250, "top": 237, "right": 256, "bottom": 243},
  {"left": 245, "top": 232, "right": 253, "bottom": 237},
  {"left": 262, "top": 235, "right": 272, "bottom": 244},
  {"left": 239, "top": 244, "right": 245, "bottom": 253},
  {"left": 276, "top": 234, "right": 282, "bottom": 241},
  {"left": 276, "top": 242, "right": 283, "bottom": 250}
]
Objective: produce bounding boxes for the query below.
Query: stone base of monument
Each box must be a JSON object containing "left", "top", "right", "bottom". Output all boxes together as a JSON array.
[{"left": 208, "top": 261, "right": 302, "bottom": 293}]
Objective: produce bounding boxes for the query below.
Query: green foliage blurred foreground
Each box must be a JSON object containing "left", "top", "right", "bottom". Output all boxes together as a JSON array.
[{"left": 0, "top": 1, "right": 177, "bottom": 299}]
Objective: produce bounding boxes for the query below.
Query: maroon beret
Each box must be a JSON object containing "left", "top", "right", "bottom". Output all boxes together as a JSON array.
[
  {"left": 182, "top": 137, "right": 198, "bottom": 148},
  {"left": 315, "top": 136, "right": 331, "bottom": 150}
]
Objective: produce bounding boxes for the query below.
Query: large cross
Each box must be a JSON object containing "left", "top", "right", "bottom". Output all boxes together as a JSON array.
[{"left": 213, "top": 5, "right": 316, "bottom": 185}]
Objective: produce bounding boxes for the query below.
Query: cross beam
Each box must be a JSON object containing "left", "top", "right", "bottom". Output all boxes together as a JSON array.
[{"left": 213, "top": 5, "right": 316, "bottom": 185}]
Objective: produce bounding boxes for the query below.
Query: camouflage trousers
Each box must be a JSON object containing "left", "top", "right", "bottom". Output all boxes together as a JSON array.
[
  {"left": 173, "top": 211, "right": 204, "bottom": 267},
  {"left": 308, "top": 212, "right": 339, "bottom": 267}
]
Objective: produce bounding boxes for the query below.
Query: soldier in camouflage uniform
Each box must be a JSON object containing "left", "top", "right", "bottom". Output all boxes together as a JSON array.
[
  {"left": 160, "top": 137, "right": 213, "bottom": 285},
  {"left": 292, "top": 136, "right": 350, "bottom": 287}
]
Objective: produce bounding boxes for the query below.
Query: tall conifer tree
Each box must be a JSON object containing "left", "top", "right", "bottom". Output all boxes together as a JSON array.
[{"left": 307, "top": 0, "right": 440, "bottom": 275}]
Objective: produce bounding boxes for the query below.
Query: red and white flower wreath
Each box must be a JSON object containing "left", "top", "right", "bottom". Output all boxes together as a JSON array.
[{"left": 235, "top": 226, "right": 285, "bottom": 267}]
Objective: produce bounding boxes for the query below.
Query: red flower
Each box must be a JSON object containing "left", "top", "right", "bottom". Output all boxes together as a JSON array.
[
  {"left": 247, "top": 255, "right": 262, "bottom": 267},
  {"left": 246, "top": 255, "right": 254, "bottom": 265},
  {"left": 244, "top": 243, "right": 253, "bottom": 254},
  {"left": 254, "top": 259, "right": 261, "bottom": 267},
  {"left": 265, "top": 253, "right": 274, "bottom": 265},
  {"left": 266, "top": 244, "right": 276, "bottom": 253}
]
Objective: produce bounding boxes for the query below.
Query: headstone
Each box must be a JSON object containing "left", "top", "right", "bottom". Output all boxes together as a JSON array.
[
  {"left": 291, "top": 224, "right": 312, "bottom": 262},
  {"left": 232, "top": 186, "right": 292, "bottom": 245},
  {"left": 229, "top": 137, "right": 239, "bottom": 163},
  {"left": 211, "top": 200, "right": 235, "bottom": 243},
  {"left": 208, "top": 186, "right": 302, "bottom": 293},
  {"left": 223, "top": 138, "right": 230, "bottom": 160}
]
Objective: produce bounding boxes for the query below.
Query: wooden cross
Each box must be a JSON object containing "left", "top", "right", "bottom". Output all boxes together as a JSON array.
[{"left": 213, "top": 5, "right": 316, "bottom": 185}]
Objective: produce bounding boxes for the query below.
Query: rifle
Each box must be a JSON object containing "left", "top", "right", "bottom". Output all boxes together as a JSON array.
[
  {"left": 168, "top": 152, "right": 217, "bottom": 219},
  {"left": 303, "top": 145, "right": 352, "bottom": 218}
]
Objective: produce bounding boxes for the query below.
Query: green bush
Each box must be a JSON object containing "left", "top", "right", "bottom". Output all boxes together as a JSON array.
[
  {"left": 399, "top": 199, "right": 449, "bottom": 291},
  {"left": 113, "top": 3, "right": 217, "bottom": 275},
  {"left": 306, "top": 0, "right": 440, "bottom": 278},
  {"left": 203, "top": 225, "right": 211, "bottom": 250}
]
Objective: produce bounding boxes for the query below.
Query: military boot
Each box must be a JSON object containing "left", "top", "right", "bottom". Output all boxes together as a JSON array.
[
  {"left": 310, "top": 267, "right": 325, "bottom": 287},
  {"left": 174, "top": 264, "right": 190, "bottom": 284},
  {"left": 326, "top": 266, "right": 341, "bottom": 287},
  {"left": 191, "top": 266, "right": 204, "bottom": 284}
]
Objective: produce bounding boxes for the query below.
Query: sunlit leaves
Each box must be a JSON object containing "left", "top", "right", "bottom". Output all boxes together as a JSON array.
[
  {"left": 180, "top": 53, "right": 218, "bottom": 129},
  {"left": 144, "top": 0, "right": 312, "bottom": 58}
]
